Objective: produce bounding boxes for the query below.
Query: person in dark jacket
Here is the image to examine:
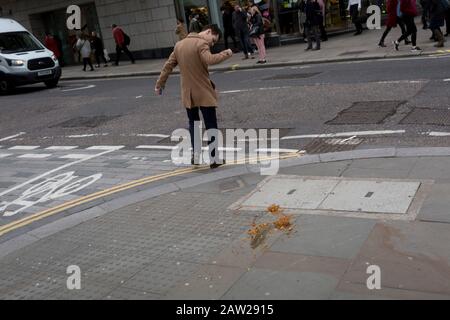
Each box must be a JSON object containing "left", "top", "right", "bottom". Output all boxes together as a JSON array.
[
  {"left": 429, "top": 0, "right": 446, "bottom": 46},
  {"left": 112, "top": 24, "right": 135, "bottom": 66},
  {"left": 378, "top": 0, "right": 410, "bottom": 47},
  {"left": 232, "top": 5, "right": 254, "bottom": 59},
  {"left": 221, "top": 2, "right": 239, "bottom": 51},
  {"left": 304, "top": 0, "right": 322, "bottom": 50},
  {"left": 91, "top": 32, "right": 108, "bottom": 67},
  {"left": 393, "top": 0, "right": 422, "bottom": 51}
]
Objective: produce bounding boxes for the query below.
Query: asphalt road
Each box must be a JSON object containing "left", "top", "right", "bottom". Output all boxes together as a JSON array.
[{"left": 1, "top": 54, "right": 450, "bottom": 151}]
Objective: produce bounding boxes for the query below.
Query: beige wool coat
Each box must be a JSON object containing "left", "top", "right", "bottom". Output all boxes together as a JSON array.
[{"left": 156, "top": 33, "right": 231, "bottom": 108}]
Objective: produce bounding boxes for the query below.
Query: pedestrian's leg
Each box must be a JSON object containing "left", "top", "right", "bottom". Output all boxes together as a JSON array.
[
  {"left": 186, "top": 107, "right": 201, "bottom": 164},
  {"left": 446, "top": 9, "right": 450, "bottom": 35},
  {"left": 306, "top": 26, "right": 313, "bottom": 49},
  {"left": 259, "top": 34, "right": 266, "bottom": 60},
  {"left": 224, "top": 29, "right": 230, "bottom": 49},
  {"left": 315, "top": 26, "right": 321, "bottom": 49},
  {"left": 123, "top": 46, "right": 135, "bottom": 63},
  {"left": 379, "top": 26, "right": 392, "bottom": 45},
  {"left": 82, "top": 58, "right": 87, "bottom": 71},
  {"left": 410, "top": 18, "right": 417, "bottom": 47},
  {"left": 238, "top": 31, "right": 248, "bottom": 57},
  {"left": 244, "top": 33, "right": 254, "bottom": 55},
  {"left": 200, "top": 107, "right": 220, "bottom": 165},
  {"left": 115, "top": 45, "right": 121, "bottom": 65},
  {"left": 95, "top": 52, "right": 100, "bottom": 67},
  {"left": 88, "top": 57, "right": 94, "bottom": 71}
]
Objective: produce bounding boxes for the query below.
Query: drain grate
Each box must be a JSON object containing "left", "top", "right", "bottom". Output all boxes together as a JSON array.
[
  {"left": 50, "top": 115, "right": 121, "bottom": 128},
  {"left": 304, "top": 137, "right": 363, "bottom": 154},
  {"left": 326, "top": 101, "right": 404, "bottom": 125},
  {"left": 400, "top": 108, "right": 450, "bottom": 126},
  {"left": 339, "top": 50, "right": 368, "bottom": 56},
  {"left": 263, "top": 72, "right": 321, "bottom": 80}
]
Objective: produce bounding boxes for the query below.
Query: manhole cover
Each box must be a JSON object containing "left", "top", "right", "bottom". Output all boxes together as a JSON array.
[
  {"left": 50, "top": 115, "right": 121, "bottom": 128},
  {"left": 263, "top": 72, "right": 321, "bottom": 80},
  {"left": 230, "top": 175, "right": 430, "bottom": 220},
  {"left": 326, "top": 101, "right": 404, "bottom": 125},
  {"left": 304, "top": 137, "right": 363, "bottom": 154},
  {"left": 400, "top": 108, "right": 450, "bottom": 126},
  {"left": 339, "top": 50, "right": 368, "bottom": 56}
]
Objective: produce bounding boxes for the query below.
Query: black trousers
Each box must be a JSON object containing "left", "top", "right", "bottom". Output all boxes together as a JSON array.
[
  {"left": 350, "top": 4, "right": 363, "bottom": 33},
  {"left": 398, "top": 14, "right": 417, "bottom": 46},
  {"left": 224, "top": 28, "right": 238, "bottom": 50},
  {"left": 379, "top": 17, "right": 408, "bottom": 44},
  {"left": 237, "top": 29, "right": 254, "bottom": 56},
  {"left": 115, "top": 45, "right": 135, "bottom": 65},
  {"left": 83, "top": 57, "right": 93, "bottom": 70},
  {"left": 445, "top": 8, "right": 450, "bottom": 34},
  {"left": 186, "top": 107, "right": 219, "bottom": 163},
  {"left": 95, "top": 50, "right": 107, "bottom": 65}
]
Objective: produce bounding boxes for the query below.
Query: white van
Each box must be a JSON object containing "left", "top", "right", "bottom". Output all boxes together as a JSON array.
[{"left": 0, "top": 18, "right": 61, "bottom": 93}]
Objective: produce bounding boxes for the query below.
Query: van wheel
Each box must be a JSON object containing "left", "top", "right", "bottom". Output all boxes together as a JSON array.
[
  {"left": 0, "top": 80, "right": 14, "bottom": 94},
  {"left": 44, "top": 79, "right": 59, "bottom": 88}
]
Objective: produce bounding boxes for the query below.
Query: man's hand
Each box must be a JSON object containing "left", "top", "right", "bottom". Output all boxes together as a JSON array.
[
  {"left": 155, "top": 85, "right": 163, "bottom": 95},
  {"left": 223, "top": 49, "right": 233, "bottom": 57}
]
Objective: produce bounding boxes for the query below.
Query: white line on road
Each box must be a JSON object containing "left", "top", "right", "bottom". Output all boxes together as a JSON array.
[
  {"left": 136, "top": 95, "right": 143, "bottom": 99},
  {"left": 61, "top": 84, "right": 96, "bottom": 92},
  {"left": 45, "top": 146, "right": 79, "bottom": 150},
  {"left": 67, "top": 133, "right": 109, "bottom": 138},
  {"left": 8, "top": 146, "right": 40, "bottom": 150},
  {"left": 0, "top": 146, "right": 123, "bottom": 198},
  {"left": 281, "top": 130, "right": 406, "bottom": 140},
  {"left": 255, "top": 148, "right": 299, "bottom": 153},
  {"left": 0, "top": 132, "right": 26, "bottom": 142},
  {"left": 443, "top": 79, "right": 450, "bottom": 82},
  {"left": 86, "top": 146, "right": 125, "bottom": 150},
  {"left": 135, "top": 134, "right": 170, "bottom": 138},
  {"left": 426, "top": 131, "right": 450, "bottom": 136},
  {"left": 0, "top": 153, "right": 12, "bottom": 159},
  {"left": 136, "top": 145, "right": 176, "bottom": 150},
  {"left": 59, "top": 154, "right": 95, "bottom": 159},
  {"left": 18, "top": 154, "right": 52, "bottom": 159}
]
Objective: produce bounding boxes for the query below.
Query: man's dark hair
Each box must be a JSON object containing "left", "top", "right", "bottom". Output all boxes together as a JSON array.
[
  {"left": 111, "top": 24, "right": 117, "bottom": 28},
  {"left": 202, "top": 24, "right": 222, "bottom": 41}
]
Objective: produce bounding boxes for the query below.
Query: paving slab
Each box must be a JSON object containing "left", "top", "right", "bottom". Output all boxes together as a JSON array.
[{"left": 417, "top": 183, "right": 450, "bottom": 223}]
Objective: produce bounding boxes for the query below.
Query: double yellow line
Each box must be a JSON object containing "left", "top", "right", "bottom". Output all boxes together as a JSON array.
[{"left": 0, "top": 152, "right": 302, "bottom": 237}]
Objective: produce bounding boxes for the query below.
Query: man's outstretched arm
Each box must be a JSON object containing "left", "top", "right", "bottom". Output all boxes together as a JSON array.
[
  {"left": 155, "top": 51, "right": 178, "bottom": 94},
  {"left": 199, "top": 43, "right": 233, "bottom": 66}
]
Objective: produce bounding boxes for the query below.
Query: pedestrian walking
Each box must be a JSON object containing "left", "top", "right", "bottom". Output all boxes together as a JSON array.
[
  {"left": 444, "top": 0, "right": 450, "bottom": 36},
  {"left": 112, "top": 24, "right": 135, "bottom": 66},
  {"left": 90, "top": 31, "right": 108, "bottom": 67},
  {"left": 175, "top": 18, "right": 188, "bottom": 41},
  {"left": 189, "top": 14, "right": 203, "bottom": 33},
  {"left": 428, "top": 0, "right": 446, "bottom": 47},
  {"left": 420, "top": 0, "right": 430, "bottom": 29},
  {"left": 154, "top": 25, "right": 233, "bottom": 169},
  {"left": 44, "top": 33, "right": 61, "bottom": 63},
  {"left": 393, "top": 0, "right": 422, "bottom": 51},
  {"left": 76, "top": 34, "right": 94, "bottom": 71},
  {"left": 221, "top": 1, "right": 239, "bottom": 51},
  {"left": 304, "top": 0, "right": 322, "bottom": 50},
  {"left": 249, "top": 6, "right": 267, "bottom": 63},
  {"left": 348, "top": 0, "right": 363, "bottom": 35},
  {"left": 317, "top": 0, "right": 328, "bottom": 41},
  {"left": 378, "top": 0, "right": 410, "bottom": 47},
  {"left": 233, "top": 5, "right": 255, "bottom": 59}
]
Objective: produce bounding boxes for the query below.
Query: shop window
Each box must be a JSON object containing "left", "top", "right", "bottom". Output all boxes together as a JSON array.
[{"left": 180, "top": 0, "right": 210, "bottom": 29}]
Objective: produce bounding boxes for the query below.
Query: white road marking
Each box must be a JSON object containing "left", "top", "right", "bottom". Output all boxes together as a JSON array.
[
  {"left": 67, "top": 133, "right": 109, "bottom": 138},
  {"left": 0, "top": 153, "right": 13, "bottom": 159},
  {"left": 0, "top": 132, "right": 26, "bottom": 142},
  {"left": 59, "top": 154, "right": 94, "bottom": 159},
  {"left": 86, "top": 146, "right": 125, "bottom": 150},
  {"left": 443, "top": 79, "right": 450, "bottom": 82},
  {"left": 136, "top": 95, "right": 143, "bottom": 99},
  {"left": 281, "top": 130, "right": 406, "bottom": 140},
  {"left": 254, "top": 148, "right": 299, "bottom": 153},
  {"left": 0, "top": 146, "right": 123, "bottom": 198},
  {"left": 220, "top": 86, "right": 292, "bottom": 94},
  {"left": 18, "top": 154, "right": 52, "bottom": 159},
  {"left": 45, "top": 146, "right": 79, "bottom": 150},
  {"left": 136, "top": 145, "right": 176, "bottom": 150},
  {"left": 135, "top": 134, "right": 170, "bottom": 138},
  {"left": 427, "top": 131, "right": 450, "bottom": 136},
  {"left": 61, "top": 84, "right": 96, "bottom": 92},
  {"left": 8, "top": 146, "right": 40, "bottom": 150}
]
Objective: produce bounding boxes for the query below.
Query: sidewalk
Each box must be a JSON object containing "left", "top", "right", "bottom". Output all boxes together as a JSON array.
[
  {"left": 1, "top": 147, "right": 450, "bottom": 299},
  {"left": 61, "top": 23, "right": 450, "bottom": 81}
]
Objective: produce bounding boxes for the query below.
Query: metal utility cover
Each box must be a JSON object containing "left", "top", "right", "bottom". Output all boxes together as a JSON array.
[
  {"left": 318, "top": 180, "right": 420, "bottom": 214},
  {"left": 238, "top": 176, "right": 421, "bottom": 215},
  {"left": 326, "top": 101, "right": 403, "bottom": 125},
  {"left": 400, "top": 108, "right": 450, "bottom": 126},
  {"left": 241, "top": 177, "right": 339, "bottom": 209}
]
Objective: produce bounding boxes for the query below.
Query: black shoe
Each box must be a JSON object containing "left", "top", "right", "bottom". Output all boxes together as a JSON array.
[
  {"left": 378, "top": 42, "right": 386, "bottom": 47},
  {"left": 393, "top": 40, "right": 399, "bottom": 51},
  {"left": 131, "top": 61, "right": 136, "bottom": 64},
  {"left": 210, "top": 161, "right": 225, "bottom": 169},
  {"left": 90, "top": 68, "right": 94, "bottom": 71},
  {"left": 445, "top": 33, "right": 449, "bottom": 37},
  {"left": 305, "top": 46, "right": 312, "bottom": 51},
  {"left": 405, "top": 39, "right": 411, "bottom": 45}
]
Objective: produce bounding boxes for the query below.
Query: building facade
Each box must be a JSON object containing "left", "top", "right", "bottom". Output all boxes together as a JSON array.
[{"left": 0, "top": 0, "right": 384, "bottom": 64}]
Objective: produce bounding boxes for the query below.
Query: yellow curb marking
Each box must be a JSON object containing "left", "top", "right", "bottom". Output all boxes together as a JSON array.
[{"left": 0, "top": 152, "right": 303, "bottom": 237}]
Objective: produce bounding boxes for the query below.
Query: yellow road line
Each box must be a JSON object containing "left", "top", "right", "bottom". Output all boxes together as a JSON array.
[{"left": 0, "top": 152, "right": 302, "bottom": 237}]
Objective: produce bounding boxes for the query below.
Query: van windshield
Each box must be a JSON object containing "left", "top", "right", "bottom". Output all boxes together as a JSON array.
[{"left": 0, "top": 31, "right": 44, "bottom": 54}]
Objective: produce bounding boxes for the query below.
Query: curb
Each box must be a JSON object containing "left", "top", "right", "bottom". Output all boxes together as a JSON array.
[
  {"left": 1, "top": 146, "right": 450, "bottom": 257},
  {"left": 59, "top": 52, "right": 433, "bottom": 81}
]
